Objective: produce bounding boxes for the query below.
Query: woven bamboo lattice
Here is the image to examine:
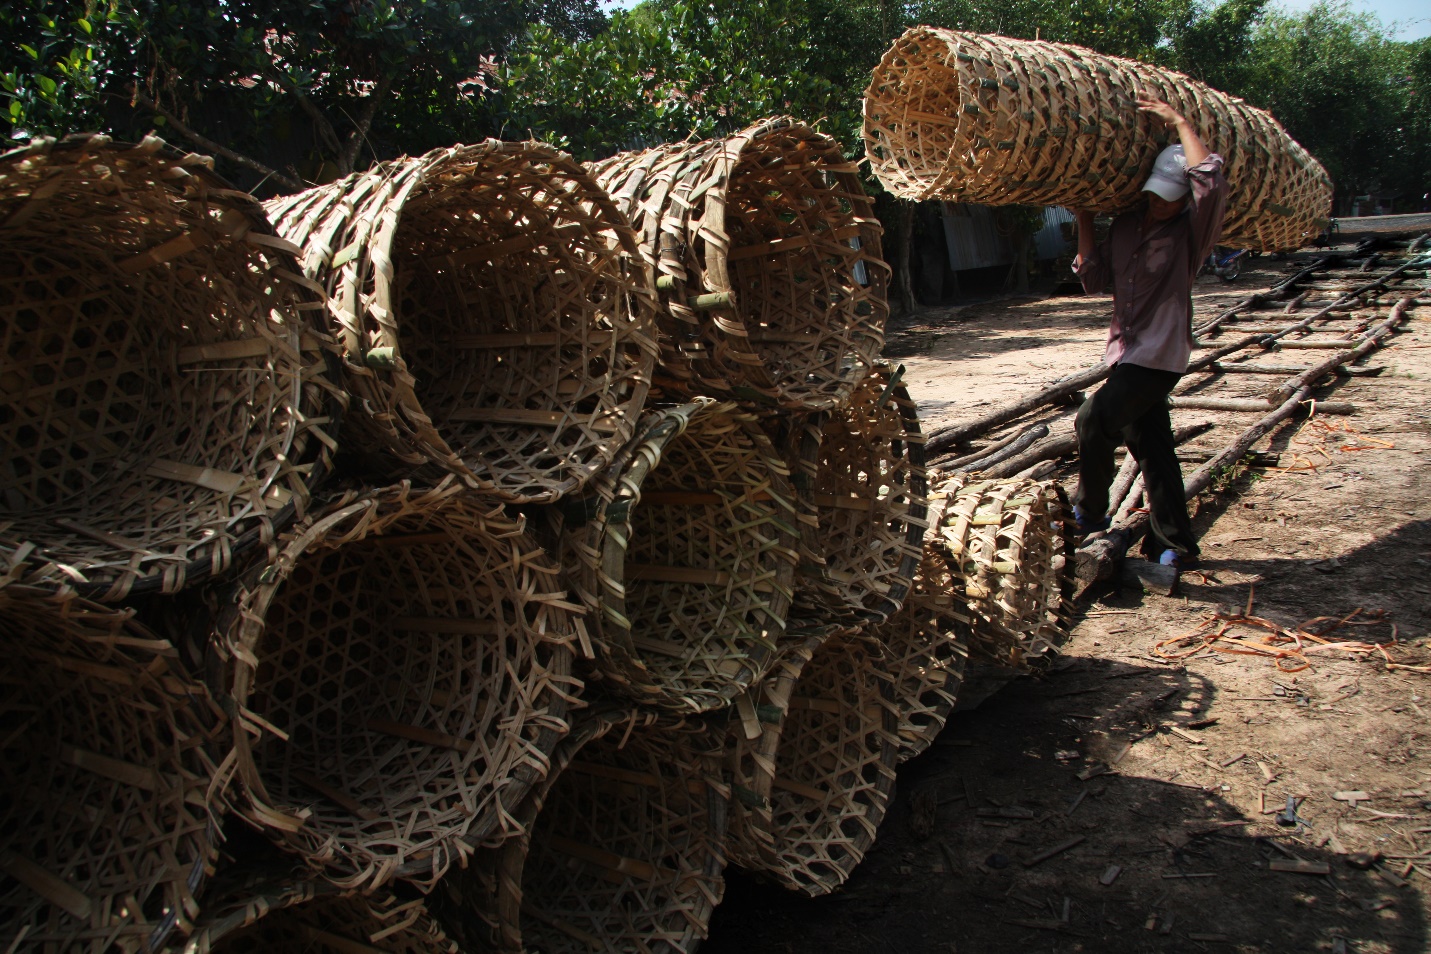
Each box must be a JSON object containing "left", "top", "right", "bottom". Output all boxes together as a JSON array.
[
  {"left": 213, "top": 480, "right": 579, "bottom": 889},
  {"left": 931, "top": 475, "right": 1073, "bottom": 668},
  {"left": 0, "top": 134, "right": 340, "bottom": 602},
  {"left": 183, "top": 876, "right": 456, "bottom": 954},
  {"left": 864, "top": 28, "right": 1333, "bottom": 251},
  {"left": 266, "top": 140, "right": 657, "bottom": 503},
  {"left": 724, "top": 629, "right": 900, "bottom": 896},
  {"left": 787, "top": 364, "right": 929, "bottom": 626},
  {"left": 560, "top": 399, "right": 801, "bottom": 713},
  {"left": 435, "top": 708, "right": 727, "bottom": 953},
  {"left": 0, "top": 589, "right": 230, "bottom": 954},
  {"left": 591, "top": 116, "right": 890, "bottom": 409},
  {"left": 869, "top": 526, "right": 972, "bottom": 762}
]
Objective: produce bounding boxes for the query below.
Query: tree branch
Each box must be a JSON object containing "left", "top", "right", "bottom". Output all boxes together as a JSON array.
[
  {"left": 266, "top": 69, "right": 343, "bottom": 155},
  {"left": 337, "top": 72, "right": 393, "bottom": 175},
  {"left": 132, "top": 87, "right": 307, "bottom": 193}
]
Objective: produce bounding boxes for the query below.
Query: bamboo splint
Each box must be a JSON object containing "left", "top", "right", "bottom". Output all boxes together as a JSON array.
[
  {"left": 932, "top": 475, "right": 1074, "bottom": 669},
  {"left": 267, "top": 139, "right": 658, "bottom": 503},
  {"left": 553, "top": 399, "right": 801, "bottom": 713},
  {"left": 213, "top": 480, "right": 578, "bottom": 889},
  {"left": 868, "top": 507, "right": 973, "bottom": 761},
  {"left": 0, "top": 134, "right": 341, "bottom": 600},
  {"left": 183, "top": 875, "right": 456, "bottom": 954},
  {"left": 433, "top": 709, "right": 726, "bottom": 954},
  {"left": 0, "top": 589, "right": 229, "bottom": 953},
  {"left": 785, "top": 364, "right": 929, "bottom": 625},
  {"left": 723, "top": 629, "right": 901, "bottom": 896},
  {"left": 591, "top": 116, "right": 890, "bottom": 409},
  {"left": 864, "top": 28, "right": 1332, "bottom": 250}
]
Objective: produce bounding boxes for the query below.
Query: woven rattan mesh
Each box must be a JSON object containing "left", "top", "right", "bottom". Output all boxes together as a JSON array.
[
  {"left": 864, "top": 28, "right": 1333, "bottom": 251},
  {"left": 562, "top": 399, "right": 801, "bottom": 713},
  {"left": 437, "top": 708, "right": 726, "bottom": 953},
  {"left": 0, "top": 134, "right": 340, "bottom": 601},
  {"left": 869, "top": 528, "right": 972, "bottom": 762},
  {"left": 185, "top": 878, "right": 455, "bottom": 954},
  {"left": 0, "top": 590, "right": 228, "bottom": 954},
  {"left": 215, "top": 480, "right": 578, "bottom": 889},
  {"left": 788, "top": 365, "right": 928, "bottom": 626},
  {"left": 266, "top": 140, "right": 657, "bottom": 503},
  {"left": 725, "top": 630, "right": 899, "bottom": 896},
  {"left": 591, "top": 117, "right": 890, "bottom": 409},
  {"left": 932, "top": 475, "right": 1072, "bottom": 669}
]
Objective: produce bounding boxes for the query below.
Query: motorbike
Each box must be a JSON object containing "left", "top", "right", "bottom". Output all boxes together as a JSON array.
[{"left": 1201, "top": 246, "right": 1250, "bottom": 282}]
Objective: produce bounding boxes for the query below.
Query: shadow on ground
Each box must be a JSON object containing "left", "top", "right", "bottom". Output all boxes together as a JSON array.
[{"left": 704, "top": 654, "right": 1428, "bottom": 953}]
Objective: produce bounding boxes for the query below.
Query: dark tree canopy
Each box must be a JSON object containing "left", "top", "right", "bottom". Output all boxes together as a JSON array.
[{"left": 3, "top": 0, "right": 1427, "bottom": 205}]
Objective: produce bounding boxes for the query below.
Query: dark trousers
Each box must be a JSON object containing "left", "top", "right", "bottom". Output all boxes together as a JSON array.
[{"left": 1074, "top": 363, "right": 1198, "bottom": 558}]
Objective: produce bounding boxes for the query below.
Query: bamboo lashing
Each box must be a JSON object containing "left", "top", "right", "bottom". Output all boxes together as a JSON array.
[
  {"left": 0, "top": 133, "right": 341, "bottom": 601},
  {"left": 864, "top": 28, "right": 1333, "bottom": 251}
]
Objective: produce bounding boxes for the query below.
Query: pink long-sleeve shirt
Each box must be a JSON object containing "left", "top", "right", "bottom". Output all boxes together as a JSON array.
[{"left": 1072, "top": 154, "right": 1229, "bottom": 373}]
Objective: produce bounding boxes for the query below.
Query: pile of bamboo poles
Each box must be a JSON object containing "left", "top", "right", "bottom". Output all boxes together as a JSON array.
[{"left": 1, "top": 122, "right": 1081, "bottom": 954}]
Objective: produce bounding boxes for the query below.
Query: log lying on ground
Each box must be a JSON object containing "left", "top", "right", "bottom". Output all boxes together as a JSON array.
[
  {"left": 976, "top": 420, "right": 1211, "bottom": 481},
  {"left": 935, "top": 422, "right": 1044, "bottom": 470},
  {"left": 924, "top": 363, "right": 1107, "bottom": 456},
  {"left": 1169, "top": 396, "right": 1354, "bottom": 415},
  {"left": 933, "top": 423, "right": 1048, "bottom": 470},
  {"left": 1076, "top": 294, "right": 1422, "bottom": 587}
]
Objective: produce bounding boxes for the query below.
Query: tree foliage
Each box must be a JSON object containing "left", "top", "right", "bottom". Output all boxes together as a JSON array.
[{"left": 1, "top": 0, "right": 1426, "bottom": 206}]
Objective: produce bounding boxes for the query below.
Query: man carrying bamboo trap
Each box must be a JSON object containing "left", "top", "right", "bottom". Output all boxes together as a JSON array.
[{"left": 1070, "top": 97, "right": 1229, "bottom": 571}]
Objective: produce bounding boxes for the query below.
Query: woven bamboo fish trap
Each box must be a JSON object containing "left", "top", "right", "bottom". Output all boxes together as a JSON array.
[
  {"left": 931, "top": 475, "right": 1073, "bottom": 668},
  {"left": 590, "top": 116, "right": 890, "bottom": 409},
  {"left": 433, "top": 708, "right": 726, "bottom": 954},
  {"left": 869, "top": 529, "right": 972, "bottom": 762},
  {"left": 266, "top": 140, "right": 658, "bottom": 503},
  {"left": 864, "top": 28, "right": 1333, "bottom": 251},
  {"left": 0, "top": 134, "right": 340, "bottom": 602},
  {"left": 558, "top": 399, "right": 801, "bottom": 713},
  {"left": 0, "top": 589, "right": 230, "bottom": 954},
  {"left": 213, "top": 480, "right": 579, "bottom": 889},
  {"left": 786, "top": 365, "right": 929, "bottom": 626},
  {"left": 182, "top": 876, "right": 456, "bottom": 954},
  {"left": 724, "top": 629, "right": 900, "bottom": 896}
]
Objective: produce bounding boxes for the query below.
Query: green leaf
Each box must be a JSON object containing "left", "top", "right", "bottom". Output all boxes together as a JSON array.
[
  {"left": 76, "top": 18, "right": 92, "bottom": 34},
  {"left": 19, "top": 44, "right": 39, "bottom": 60}
]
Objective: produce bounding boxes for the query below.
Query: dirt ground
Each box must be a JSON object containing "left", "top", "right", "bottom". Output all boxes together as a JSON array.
[{"left": 703, "top": 250, "right": 1431, "bottom": 953}]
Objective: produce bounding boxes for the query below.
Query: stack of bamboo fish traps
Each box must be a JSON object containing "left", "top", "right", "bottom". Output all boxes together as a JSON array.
[
  {"left": 1, "top": 111, "right": 1083, "bottom": 953},
  {"left": 863, "top": 27, "right": 1332, "bottom": 250}
]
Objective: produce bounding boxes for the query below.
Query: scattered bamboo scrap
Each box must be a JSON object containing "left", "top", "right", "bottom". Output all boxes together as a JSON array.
[{"left": 1153, "top": 607, "right": 1431, "bottom": 673}]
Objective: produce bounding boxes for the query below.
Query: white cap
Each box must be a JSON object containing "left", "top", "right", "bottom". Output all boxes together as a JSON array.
[{"left": 1142, "top": 144, "right": 1189, "bottom": 202}]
